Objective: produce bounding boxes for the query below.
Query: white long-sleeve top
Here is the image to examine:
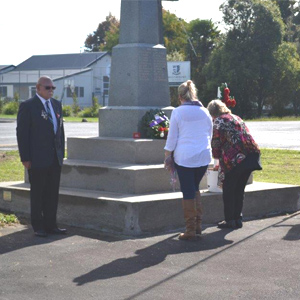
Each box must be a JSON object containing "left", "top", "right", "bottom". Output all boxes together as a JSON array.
[{"left": 164, "top": 104, "right": 213, "bottom": 168}]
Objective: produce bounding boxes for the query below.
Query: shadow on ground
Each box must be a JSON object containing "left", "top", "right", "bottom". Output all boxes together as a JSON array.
[{"left": 73, "top": 229, "right": 233, "bottom": 285}]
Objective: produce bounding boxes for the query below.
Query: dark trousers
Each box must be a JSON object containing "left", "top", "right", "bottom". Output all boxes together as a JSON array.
[
  {"left": 28, "top": 157, "right": 61, "bottom": 231},
  {"left": 222, "top": 168, "right": 252, "bottom": 222},
  {"left": 175, "top": 164, "right": 208, "bottom": 199}
]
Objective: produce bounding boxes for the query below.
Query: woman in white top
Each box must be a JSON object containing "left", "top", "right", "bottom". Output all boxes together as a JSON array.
[{"left": 164, "top": 80, "right": 213, "bottom": 240}]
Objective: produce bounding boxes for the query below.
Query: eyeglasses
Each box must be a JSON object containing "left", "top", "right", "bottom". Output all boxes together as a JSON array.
[{"left": 41, "top": 85, "right": 56, "bottom": 90}]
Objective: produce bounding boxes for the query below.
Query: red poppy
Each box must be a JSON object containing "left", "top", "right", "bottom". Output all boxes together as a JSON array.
[
  {"left": 224, "top": 88, "right": 230, "bottom": 96},
  {"left": 219, "top": 83, "right": 237, "bottom": 108}
]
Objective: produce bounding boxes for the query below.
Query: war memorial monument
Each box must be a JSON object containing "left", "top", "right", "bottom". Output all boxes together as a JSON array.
[{"left": 0, "top": 0, "right": 299, "bottom": 236}]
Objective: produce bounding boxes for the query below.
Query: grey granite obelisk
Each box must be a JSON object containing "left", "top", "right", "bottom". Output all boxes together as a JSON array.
[{"left": 99, "top": 0, "right": 172, "bottom": 138}]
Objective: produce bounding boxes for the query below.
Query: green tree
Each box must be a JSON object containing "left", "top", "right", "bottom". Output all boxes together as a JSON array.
[
  {"left": 185, "top": 19, "right": 221, "bottom": 101},
  {"left": 202, "top": 45, "right": 225, "bottom": 104},
  {"left": 204, "top": 0, "right": 284, "bottom": 118},
  {"left": 92, "top": 95, "right": 100, "bottom": 114},
  {"left": 162, "top": 9, "right": 187, "bottom": 55},
  {"left": 100, "top": 21, "right": 120, "bottom": 52},
  {"left": 271, "top": 42, "right": 300, "bottom": 116},
  {"left": 166, "top": 50, "right": 185, "bottom": 61},
  {"left": 72, "top": 92, "right": 80, "bottom": 116},
  {"left": 84, "top": 13, "right": 120, "bottom": 52},
  {"left": 273, "top": 0, "right": 300, "bottom": 43},
  {"left": 85, "top": 10, "right": 188, "bottom": 54},
  {"left": 13, "top": 92, "right": 20, "bottom": 102}
]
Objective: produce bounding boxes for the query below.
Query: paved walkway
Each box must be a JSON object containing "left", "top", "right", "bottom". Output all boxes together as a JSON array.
[{"left": 0, "top": 213, "right": 299, "bottom": 300}]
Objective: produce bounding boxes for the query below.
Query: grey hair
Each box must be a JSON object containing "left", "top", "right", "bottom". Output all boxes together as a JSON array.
[
  {"left": 178, "top": 80, "right": 198, "bottom": 101},
  {"left": 207, "top": 99, "right": 231, "bottom": 118}
]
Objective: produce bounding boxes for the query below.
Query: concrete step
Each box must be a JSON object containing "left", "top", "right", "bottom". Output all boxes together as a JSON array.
[
  {"left": 64, "top": 137, "right": 252, "bottom": 194},
  {"left": 1, "top": 181, "right": 299, "bottom": 236},
  {"left": 48, "top": 159, "right": 207, "bottom": 194},
  {"left": 67, "top": 137, "right": 167, "bottom": 164},
  {"left": 23, "top": 157, "right": 252, "bottom": 196}
]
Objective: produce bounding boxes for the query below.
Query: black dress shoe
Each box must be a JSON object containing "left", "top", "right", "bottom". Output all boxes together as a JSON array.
[
  {"left": 217, "top": 220, "right": 236, "bottom": 229},
  {"left": 34, "top": 230, "right": 48, "bottom": 237},
  {"left": 46, "top": 228, "right": 67, "bottom": 235},
  {"left": 235, "top": 218, "right": 243, "bottom": 228}
]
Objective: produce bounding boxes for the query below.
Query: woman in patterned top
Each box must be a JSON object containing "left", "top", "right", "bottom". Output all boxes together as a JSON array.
[{"left": 207, "top": 99, "right": 262, "bottom": 229}]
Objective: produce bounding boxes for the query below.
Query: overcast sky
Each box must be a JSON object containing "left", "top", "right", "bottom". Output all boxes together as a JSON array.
[{"left": 0, "top": 0, "right": 224, "bottom": 66}]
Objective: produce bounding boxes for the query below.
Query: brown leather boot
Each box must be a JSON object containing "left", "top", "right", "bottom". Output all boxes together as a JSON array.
[
  {"left": 195, "top": 191, "right": 203, "bottom": 235},
  {"left": 179, "top": 199, "right": 197, "bottom": 240}
]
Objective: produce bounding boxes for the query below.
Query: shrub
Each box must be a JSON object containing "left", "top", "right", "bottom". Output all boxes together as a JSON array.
[
  {"left": 78, "top": 107, "right": 93, "bottom": 117},
  {"left": 0, "top": 213, "right": 19, "bottom": 226},
  {"left": 92, "top": 96, "right": 100, "bottom": 112},
  {"left": 72, "top": 93, "right": 80, "bottom": 116},
  {"left": 0, "top": 98, "right": 3, "bottom": 113},
  {"left": 13, "top": 92, "right": 20, "bottom": 102},
  {"left": 62, "top": 105, "right": 72, "bottom": 117},
  {"left": 78, "top": 106, "right": 99, "bottom": 118},
  {"left": 3, "top": 101, "right": 19, "bottom": 115},
  {"left": 78, "top": 96, "right": 100, "bottom": 118}
]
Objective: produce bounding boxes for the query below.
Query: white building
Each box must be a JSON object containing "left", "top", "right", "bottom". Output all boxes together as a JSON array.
[
  {"left": 0, "top": 52, "right": 111, "bottom": 107},
  {"left": 1, "top": 54, "right": 192, "bottom": 108}
]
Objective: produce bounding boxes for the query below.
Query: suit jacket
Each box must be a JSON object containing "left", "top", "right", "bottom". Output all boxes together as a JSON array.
[{"left": 17, "top": 95, "right": 65, "bottom": 169}]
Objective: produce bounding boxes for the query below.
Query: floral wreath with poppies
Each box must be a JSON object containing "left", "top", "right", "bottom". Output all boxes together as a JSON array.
[
  {"left": 141, "top": 109, "right": 169, "bottom": 139},
  {"left": 219, "top": 83, "right": 236, "bottom": 108}
]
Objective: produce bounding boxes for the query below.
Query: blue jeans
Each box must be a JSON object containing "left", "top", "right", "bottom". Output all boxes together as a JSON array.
[{"left": 175, "top": 164, "right": 208, "bottom": 199}]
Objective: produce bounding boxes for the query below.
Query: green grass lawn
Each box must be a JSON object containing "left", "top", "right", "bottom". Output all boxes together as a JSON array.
[
  {"left": 0, "top": 151, "right": 24, "bottom": 182},
  {"left": 1, "top": 112, "right": 300, "bottom": 123},
  {"left": 245, "top": 116, "right": 300, "bottom": 122},
  {"left": 0, "top": 151, "right": 22, "bottom": 226},
  {"left": 0, "top": 114, "right": 16, "bottom": 119},
  {"left": 0, "top": 114, "right": 98, "bottom": 122},
  {"left": 63, "top": 116, "right": 98, "bottom": 122},
  {"left": 0, "top": 149, "right": 299, "bottom": 184},
  {"left": 254, "top": 149, "right": 300, "bottom": 185}
]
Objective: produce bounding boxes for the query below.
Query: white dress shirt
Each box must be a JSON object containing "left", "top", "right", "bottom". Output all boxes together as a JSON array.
[{"left": 164, "top": 104, "right": 213, "bottom": 168}]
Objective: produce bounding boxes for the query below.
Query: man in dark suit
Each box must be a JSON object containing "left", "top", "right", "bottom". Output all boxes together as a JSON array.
[{"left": 17, "top": 76, "right": 66, "bottom": 237}]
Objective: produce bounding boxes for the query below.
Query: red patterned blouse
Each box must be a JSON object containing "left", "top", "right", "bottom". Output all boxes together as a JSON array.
[{"left": 211, "top": 113, "right": 260, "bottom": 182}]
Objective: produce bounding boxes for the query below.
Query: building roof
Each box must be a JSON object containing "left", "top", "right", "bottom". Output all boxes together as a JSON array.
[
  {"left": 14, "top": 52, "right": 108, "bottom": 71},
  {"left": 0, "top": 65, "right": 15, "bottom": 73}
]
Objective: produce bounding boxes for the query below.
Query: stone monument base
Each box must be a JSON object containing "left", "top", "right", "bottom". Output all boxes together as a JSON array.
[
  {"left": 98, "top": 106, "right": 173, "bottom": 138},
  {"left": 0, "top": 181, "right": 299, "bottom": 236}
]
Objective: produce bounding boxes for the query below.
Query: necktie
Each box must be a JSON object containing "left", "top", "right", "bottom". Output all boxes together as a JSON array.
[{"left": 45, "top": 101, "right": 55, "bottom": 132}]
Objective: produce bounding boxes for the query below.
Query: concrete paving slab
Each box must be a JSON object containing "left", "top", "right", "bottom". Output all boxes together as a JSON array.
[{"left": 0, "top": 213, "right": 300, "bottom": 300}]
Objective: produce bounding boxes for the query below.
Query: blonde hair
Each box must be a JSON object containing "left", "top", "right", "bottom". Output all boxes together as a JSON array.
[
  {"left": 207, "top": 99, "right": 231, "bottom": 118},
  {"left": 178, "top": 80, "right": 198, "bottom": 101}
]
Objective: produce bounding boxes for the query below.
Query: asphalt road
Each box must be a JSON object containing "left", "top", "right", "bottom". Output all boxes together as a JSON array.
[
  {"left": 246, "top": 121, "right": 300, "bottom": 151},
  {"left": 0, "top": 120, "right": 98, "bottom": 150},
  {"left": 0, "top": 119, "right": 300, "bottom": 151},
  {"left": 0, "top": 213, "right": 300, "bottom": 300}
]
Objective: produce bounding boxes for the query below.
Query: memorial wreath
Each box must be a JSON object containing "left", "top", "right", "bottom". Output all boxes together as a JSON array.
[{"left": 141, "top": 109, "right": 169, "bottom": 139}]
